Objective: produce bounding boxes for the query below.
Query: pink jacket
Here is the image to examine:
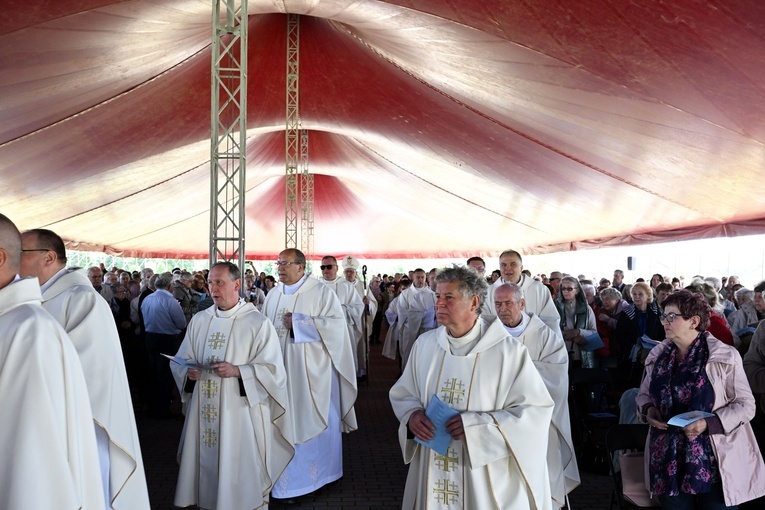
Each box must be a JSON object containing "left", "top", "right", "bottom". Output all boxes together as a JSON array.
[{"left": 637, "top": 334, "right": 765, "bottom": 506}]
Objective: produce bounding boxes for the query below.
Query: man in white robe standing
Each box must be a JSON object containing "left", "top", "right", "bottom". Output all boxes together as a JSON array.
[
  {"left": 20, "top": 228, "right": 150, "bottom": 510},
  {"left": 390, "top": 265, "right": 554, "bottom": 509},
  {"left": 264, "top": 248, "right": 358, "bottom": 503},
  {"left": 483, "top": 249, "right": 561, "bottom": 333},
  {"left": 0, "top": 214, "right": 104, "bottom": 510},
  {"left": 320, "top": 254, "right": 364, "bottom": 375},
  {"left": 495, "top": 283, "right": 580, "bottom": 509},
  {"left": 383, "top": 268, "right": 437, "bottom": 369},
  {"left": 171, "top": 262, "right": 294, "bottom": 510},
  {"left": 342, "top": 255, "right": 378, "bottom": 380}
]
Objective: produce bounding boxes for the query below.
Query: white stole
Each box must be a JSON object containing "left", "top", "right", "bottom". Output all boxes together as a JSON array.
[
  {"left": 197, "top": 306, "right": 238, "bottom": 509},
  {"left": 425, "top": 352, "right": 478, "bottom": 508}
]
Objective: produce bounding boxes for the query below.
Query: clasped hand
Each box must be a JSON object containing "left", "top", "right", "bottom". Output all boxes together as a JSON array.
[
  {"left": 408, "top": 410, "right": 465, "bottom": 441},
  {"left": 187, "top": 362, "right": 240, "bottom": 381},
  {"left": 645, "top": 407, "right": 708, "bottom": 438}
]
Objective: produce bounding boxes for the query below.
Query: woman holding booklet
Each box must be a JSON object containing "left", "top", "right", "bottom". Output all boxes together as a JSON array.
[{"left": 637, "top": 290, "right": 765, "bottom": 509}]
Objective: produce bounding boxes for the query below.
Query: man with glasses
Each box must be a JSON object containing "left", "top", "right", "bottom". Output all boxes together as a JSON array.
[
  {"left": 263, "top": 248, "right": 358, "bottom": 504},
  {"left": 87, "top": 265, "right": 113, "bottom": 302},
  {"left": 0, "top": 215, "right": 105, "bottom": 509},
  {"left": 483, "top": 249, "right": 561, "bottom": 334},
  {"left": 466, "top": 256, "right": 486, "bottom": 278},
  {"left": 548, "top": 271, "right": 563, "bottom": 297},
  {"left": 320, "top": 255, "right": 364, "bottom": 376},
  {"left": 19, "top": 228, "right": 150, "bottom": 509}
]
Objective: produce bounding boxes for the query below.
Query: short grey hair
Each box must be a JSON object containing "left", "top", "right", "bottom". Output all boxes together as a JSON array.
[
  {"left": 155, "top": 272, "right": 174, "bottom": 290},
  {"left": 495, "top": 283, "right": 524, "bottom": 301},
  {"left": 704, "top": 276, "right": 722, "bottom": 291},
  {"left": 581, "top": 283, "right": 596, "bottom": 297},
  {"left": 435, "top": 265, "right": 488, "bottom": 314},
  {"left": 735, "top": 287, "right": 754, "bottom": 304},
  {"left": 599, "top": 287, "right": 622, "bottom": 301}
]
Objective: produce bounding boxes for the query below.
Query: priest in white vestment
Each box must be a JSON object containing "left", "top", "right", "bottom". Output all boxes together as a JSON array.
[
  {"left": 342, "top": 255, "right": 378, "bottom": 379},
  {"left": 483, "top": 249, "right": 561, "bottom": 333},
  {"left": 320, "top": 255, "right": 364, "bottom": 374},
  {"left": 264, "top": 249, "right": 358, "bottom": 501},
  {"left": 0, "top": 215, "right": 104, "bottom": 510},
  {"left": 20, "top": 228, "right": 150, "bottom": 509},
  {"left": 390, "top": 265, "right": 554, "bottom": 510},
  {"left": 171, "top": 262, "right": 293, "bottom": 510},
  {"left": 495, "top": 283, "right": 580, "bottom": 509},
  {"left": 383, "top": 268, "right": 437, "bottom": 369}
]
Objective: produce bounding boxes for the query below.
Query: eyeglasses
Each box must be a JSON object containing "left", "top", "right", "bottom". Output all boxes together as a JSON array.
[
  {"left": 660, "top": 312, "right": 690, "bottom": 323},
  {"left": 560, "top": 286, "right": 576, "bottom": 292},
  {"left": 319, "top": 264, "right": 336, "bottom": 270},
  {"left": 549, "top": 277, "right": 560, "bottom": 282},
  {"left": 21, "top": 248, "right": 49, "bottom": 253},
  {"left": 275, "top": 260, "right": 300, "bottom": 267}
]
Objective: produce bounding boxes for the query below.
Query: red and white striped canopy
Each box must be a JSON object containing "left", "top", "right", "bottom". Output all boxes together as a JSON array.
[{"left": 2, "top": 0, "right": 764, "bottom": 259}]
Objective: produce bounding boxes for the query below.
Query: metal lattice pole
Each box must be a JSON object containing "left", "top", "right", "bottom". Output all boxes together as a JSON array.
[
  {"left": 210, "top": 0, "right": 247, "bottom": 270},
  {"left": 285, "top": 13, "right": 299, "bottom": 249},
  {"left": 300, "top": 129, "right": 314, "bottom": 270}
]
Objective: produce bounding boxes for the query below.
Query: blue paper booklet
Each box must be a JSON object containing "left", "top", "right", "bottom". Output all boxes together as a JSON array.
[
  {"left": 161, "top": 353, "right": 215, "bottom": 371},
  {"left": 667, "top": 411, "right": 715, "bottom": 427},
  {"left": 581, "top": 332, "right": 605, "bottom": 352},
  {"left": 640, "top": 335, "right": 660, "bottom": 350},
  {"left": 414, "top": 394, "right": 460, "bottom": 456}
]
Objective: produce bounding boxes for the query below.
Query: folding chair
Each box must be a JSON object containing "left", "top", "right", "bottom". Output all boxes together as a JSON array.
[
  {"left": 569, "top": 368, "right": 619, "bottom": 474},
  {"left": 605, "top": 423, "right": 658, "bottom": 510}
]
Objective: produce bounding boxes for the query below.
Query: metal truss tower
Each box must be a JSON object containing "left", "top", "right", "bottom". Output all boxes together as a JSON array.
[
  {"left": 300, "top": 129, "right": 314, "bottom": 266},
  {"left": 210, "top": 0, "right": 248, "bottom": 270},
  {"left": 285, "top": 13, "right": 300, "bottom": 249}
]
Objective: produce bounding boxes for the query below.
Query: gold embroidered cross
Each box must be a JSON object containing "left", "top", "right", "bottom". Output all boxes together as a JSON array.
[
  {"left": 202, "top": 404, "right": 218, "bottom": 423},
  {"left": 203, "top": 428, "right": 218, "bottom": 448},
  {"left": 435, "top": 448, "right": 459, "bottom": 472},
  {"left": 433, "top": 479, "right": 459, "bottom": 504},
  {"left": 440, "top": 378, "right": 465, "bottom": 405},
  {"left": 202, "top": 380, "right": 218, "bottom": 398},
  {"left": 208, "top": 332, "right": 226, "bottom": 350},
  {"left": 206, "top": 355, "right": 221, "bottom": 367}
]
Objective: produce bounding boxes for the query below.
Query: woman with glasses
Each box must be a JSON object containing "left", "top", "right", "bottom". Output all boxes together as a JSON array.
[
  {"left": 636, "top": 290, "right": 765, "bottom": 509},
  {"left": 554, "top": 275, "right": 598, "bottom": 369},
  {"left": 612, "top": 281, "right": 666, "bottom": 390}
]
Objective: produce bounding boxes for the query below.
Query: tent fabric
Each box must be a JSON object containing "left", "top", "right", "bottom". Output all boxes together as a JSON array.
[{"left": 1, "top": 0, "right": 764, "bottom": 260}]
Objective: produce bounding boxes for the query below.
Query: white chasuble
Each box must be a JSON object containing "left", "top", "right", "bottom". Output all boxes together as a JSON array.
[
  {"left": 0, "top": 278, "right": 104, "bottom": 510},
  {"left": 262, "top": 276, "right": 358, "bottom": 498},
  {"left": 172, "top": 300, "right": 293, "bottom": 510},
  {"left": 196, "top": 315, "right": 234, "bottom": 508},
  {"left": 390, "top": 317, "right": 554, "bottom": 510},
  {"left": 512, "top": 313, "right": 580, "bottom": 507},
  {"left": 41, "top": 267, "right": 150, "bottom": 509}
]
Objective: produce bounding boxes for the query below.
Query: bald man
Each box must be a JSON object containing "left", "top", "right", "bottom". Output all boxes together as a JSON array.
[
  {"left": 0, "top": 215, "right": 103, "bottom": 509},
  {"left": 495, "top": 283, "right": 580, "bottom": 509}
]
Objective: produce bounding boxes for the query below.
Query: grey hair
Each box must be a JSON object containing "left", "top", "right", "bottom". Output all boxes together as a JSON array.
[
  {"left": 704, "top": 276, "right": 722, "bottom": 291},
  {"left": 581, "top": 283, "right": 596, "bottom": 296},
  {"left": 599, "top": 287, "right": 622, "bottom": 301},
  {"left": 155, "top": 272, "right": 174, "bottom": 290},
  {"left": 435, "top": 265, "right": 488, "bottom": 314},
  {"left": 734, "top": 287, "right": 754, "bottom": 304}
]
